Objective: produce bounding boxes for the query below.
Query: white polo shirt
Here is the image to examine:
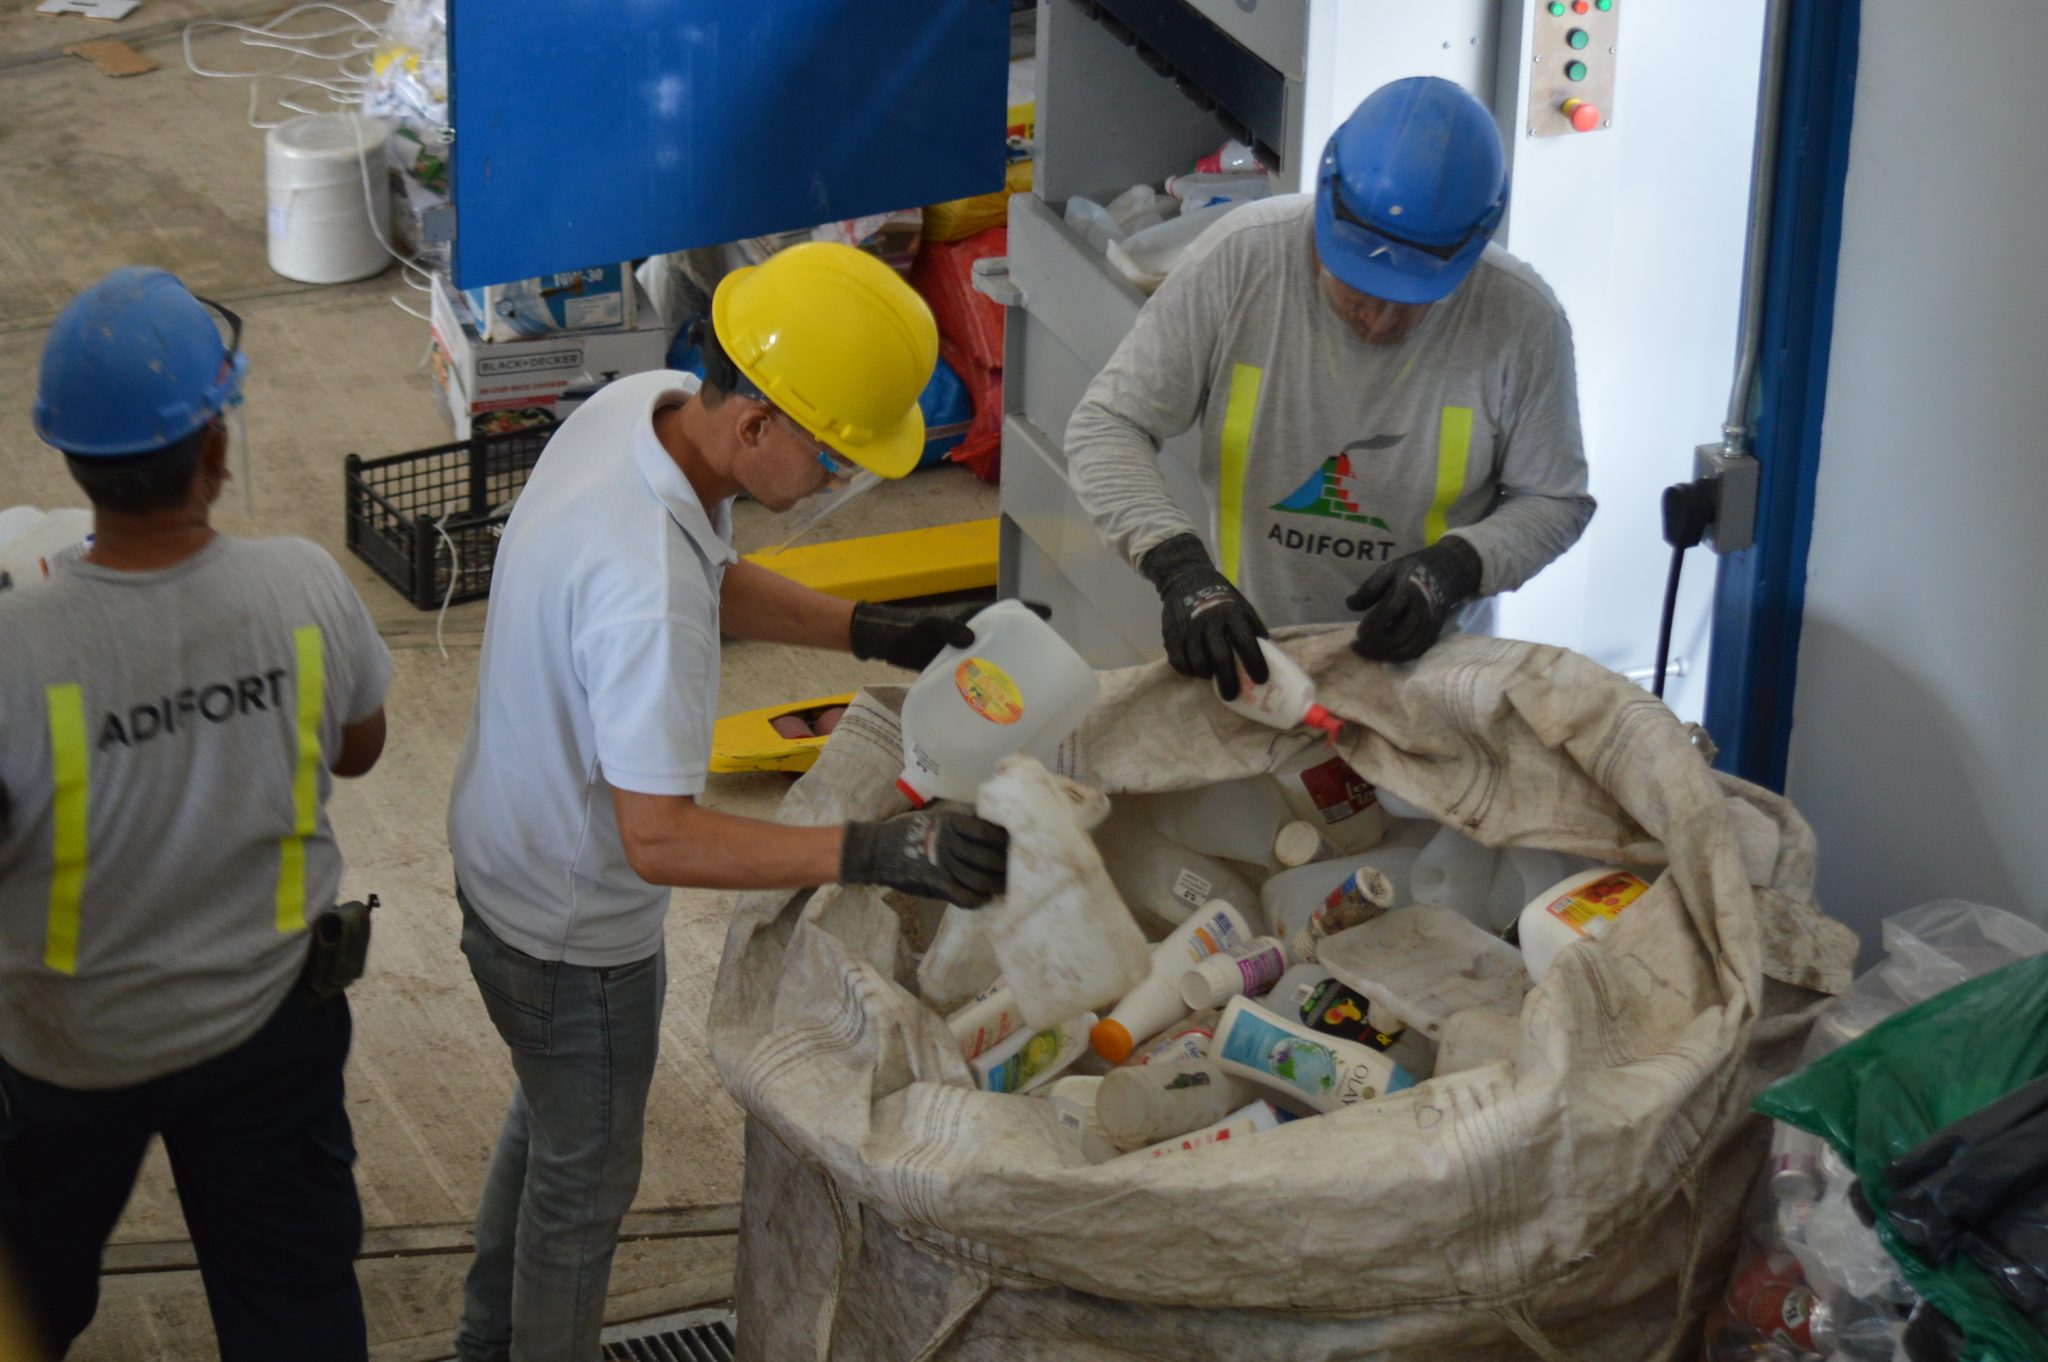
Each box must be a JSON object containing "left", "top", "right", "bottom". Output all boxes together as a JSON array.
[{"left": 448, "top": 371, "right": 737, "bottom": 966}]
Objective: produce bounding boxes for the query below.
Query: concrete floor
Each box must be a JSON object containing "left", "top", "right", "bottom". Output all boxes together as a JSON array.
[{"left": 0, "top": 9, "right": 996, "bottom": 1357}]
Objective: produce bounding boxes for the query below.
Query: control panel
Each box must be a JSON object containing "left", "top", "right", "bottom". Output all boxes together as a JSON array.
[{"left": 1526, "top": 0, "right": 1619, "bottom": 137}]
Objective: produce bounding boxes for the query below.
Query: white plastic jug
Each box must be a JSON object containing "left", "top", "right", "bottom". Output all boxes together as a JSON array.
[
  {"left": 1410, "top": 825, "right": 1501, "bottom": 926},
  {"left": 1094, "top": 799, "right": 1258, "bottom": 935},
  {"left": 1272, "top": 748, "right": 1390, "bottom": 853},
  {"left": 898, "top": 599, "right": 1100, "bottom": 805},
  {"left": 1479, "top": 849, "right": 1598, "bottom": 935},
  {"left": 1144, "top": 777, "right": 1296, "bottom": 872}
]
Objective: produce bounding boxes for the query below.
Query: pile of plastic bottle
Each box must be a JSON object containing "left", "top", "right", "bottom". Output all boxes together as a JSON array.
[{"left": 896, "top": 606, "right": 1661, "bottom": 1162}]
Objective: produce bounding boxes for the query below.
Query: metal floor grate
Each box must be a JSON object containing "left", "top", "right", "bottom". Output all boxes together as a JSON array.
[{"left": 601, "top": 1315, "right": 735, "bottom": 1361}]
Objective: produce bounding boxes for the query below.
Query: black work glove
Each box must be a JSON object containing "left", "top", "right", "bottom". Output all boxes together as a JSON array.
[
  {"left": 841, "top": 809, "right": 1009, "bottom": 906},
  {"left": 848, "top": 601, "right": 1051, "bottom": 673},
  {"left": 1138, "top": 533, "right": 1269, "bottom": 700},
  {"left": 1347, "top": 537, "right": 1484, "bottom": 662}
]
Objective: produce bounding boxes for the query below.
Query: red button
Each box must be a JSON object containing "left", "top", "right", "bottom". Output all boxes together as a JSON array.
[
  {"left": 1572, "top": 0, "right": 1590, "bottom": 12},
  {"left": 1562, "top": 98, "right": 1601, "bottom": 133}
]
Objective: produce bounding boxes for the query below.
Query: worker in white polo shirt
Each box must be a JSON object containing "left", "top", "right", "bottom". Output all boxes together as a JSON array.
[{"left": 445, "top": 243, "right": 1010, "bottom": 1362}]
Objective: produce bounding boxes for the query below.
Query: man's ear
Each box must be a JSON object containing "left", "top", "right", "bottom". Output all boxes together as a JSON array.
[
  {"left": 199, "top": 420, "right": 232, "bottom": 501},
  {"left": 733, "top": 399, "right": 774, "bottom": 450}
]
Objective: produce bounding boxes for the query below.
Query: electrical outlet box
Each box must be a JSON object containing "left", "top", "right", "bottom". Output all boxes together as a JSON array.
[{"left": 1694, "top": 443, "right": 1761, "bottom": 553}]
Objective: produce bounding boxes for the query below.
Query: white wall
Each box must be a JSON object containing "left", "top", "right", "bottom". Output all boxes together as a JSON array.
[
  {"left": 1492, "top": 1, "right": 1767, "bottom": 722},
  {"left": 1786, "top": 0, "right": 2048, "bottom": 951}
]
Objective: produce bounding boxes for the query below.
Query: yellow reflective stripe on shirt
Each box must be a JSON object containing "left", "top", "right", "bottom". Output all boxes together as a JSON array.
[
  {"left": 1425, "top": 405, "right": 1475, "bottom": 546},
  {"left": 1217, "top": 363, "right": 1264, "bottom": 584},
  {"left": 275, "top": 625, "right": 325, "bottom": 934},
  {"left": 44, "top": 684, "right": 89, "bottom": 975}
]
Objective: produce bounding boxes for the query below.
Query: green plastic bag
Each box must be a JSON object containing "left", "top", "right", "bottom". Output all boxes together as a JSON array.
[{"left": 1756, "top": 952, "right": 2048, "bottom": 1361}]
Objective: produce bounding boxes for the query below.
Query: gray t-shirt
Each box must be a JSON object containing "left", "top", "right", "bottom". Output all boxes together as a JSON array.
[
  {"left": 0, "top": 536, "right": 391, "bottom": 1089},
  {"left": 1066, "top": 194, "right": 1595, "bottom": 626}
]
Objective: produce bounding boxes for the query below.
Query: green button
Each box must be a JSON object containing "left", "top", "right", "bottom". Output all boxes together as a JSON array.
[
  {"left": 1596, "top": 0, "right": 1613, "bottom": 9},
  {"left": 1565, "top": 60, "right": 1588, "bottom": 81},
  {"left": 1548, "top": 1, "right": 1566, "bottom": 15},
  {"left": 1568, "top": 28, "right": 1590, "bottom": 49}
]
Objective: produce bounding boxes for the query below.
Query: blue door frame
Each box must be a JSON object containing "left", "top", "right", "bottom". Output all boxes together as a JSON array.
[{"left": 1703, "top": 0, "right": 1862, "bottom": 790}]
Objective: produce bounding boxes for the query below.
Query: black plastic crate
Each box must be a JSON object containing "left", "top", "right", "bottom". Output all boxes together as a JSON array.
[{"left": 344, "top": 421, "right": 554, "bottom": 609}]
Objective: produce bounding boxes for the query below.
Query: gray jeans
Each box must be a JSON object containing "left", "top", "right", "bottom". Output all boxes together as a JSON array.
[{"left": 454, "top": 890, "right": 666, "bottom": 1362}]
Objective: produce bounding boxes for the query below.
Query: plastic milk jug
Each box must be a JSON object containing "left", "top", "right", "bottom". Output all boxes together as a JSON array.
[
  {"left": 1273, "top": 748, "right": 1390, "bottom": 853},
  {"left": 1094, "top": 799, "right": 1259, "bottom": 934},
  {"left": 897, "top": 599, "right": 1099, "bottom": 805},
  {"left": 1146, "top": 777, "right": 1297, "bottom": 872},
  {"left": 1515, "top": 867, "right": 1655, "bottom": 982}
]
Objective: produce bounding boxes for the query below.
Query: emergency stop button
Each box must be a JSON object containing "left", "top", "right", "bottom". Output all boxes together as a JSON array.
[{"left": 1562, "top": 98, "right": 1601, "bottom": 133}]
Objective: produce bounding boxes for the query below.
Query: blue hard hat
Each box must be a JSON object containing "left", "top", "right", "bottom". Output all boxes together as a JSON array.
[
  {"left": 34, "top": 267, "right": 248, "bottom": 457},
  {"left": 1314, "top": 78, "right": 1508, "bottom": 305}
]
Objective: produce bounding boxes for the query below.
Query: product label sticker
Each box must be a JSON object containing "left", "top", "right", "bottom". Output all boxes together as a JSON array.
[
  {"left": 1294, "top": 756, "right": 1379, "bottom": 825},
  {"left": 1544, "top": 871, "right": 1651, "bottom": 934},
  {"left": 1171, "top": 867, "right": 1213, "bottom": 908},
  {"left": 1219, "top": 1009, "right": 1340, "bottom": 1100},
  {"left": 1237, "top": 947, "right": 1286, "bottom": 994},
  {"left": 954, "top": 657, "right": 1025, "bottom": 725}
]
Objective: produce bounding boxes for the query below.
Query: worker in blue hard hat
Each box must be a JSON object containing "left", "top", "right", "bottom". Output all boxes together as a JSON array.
[
  {"left": 1068, "top": 76, "right": 1595, "bottom": 690},
  {"left": 0, "top": 268, "right": 392, "bottom": 1361}
]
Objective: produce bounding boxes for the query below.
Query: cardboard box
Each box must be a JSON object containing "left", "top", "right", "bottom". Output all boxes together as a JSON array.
[
  {"left": 463, "top": 263, "right": 637, "bottom": 341},
  {"left": 428, "top": 271, "right": 671, "bottom": 439}
]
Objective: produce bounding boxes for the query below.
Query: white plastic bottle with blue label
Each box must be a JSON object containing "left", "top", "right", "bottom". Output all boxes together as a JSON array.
[
  {"left": 1211, "top": 995, "right": 1416, "bottom": 1114},
  {"left": 897, "top": 599, "right": 1100, "bottom": 806}
]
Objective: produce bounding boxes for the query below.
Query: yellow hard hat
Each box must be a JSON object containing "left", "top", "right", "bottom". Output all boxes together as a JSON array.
[{"left": 711, "top": 242, "right": 939, "bottom": 480}]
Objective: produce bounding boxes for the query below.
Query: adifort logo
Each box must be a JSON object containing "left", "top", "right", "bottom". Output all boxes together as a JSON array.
[
  {"left": 1270, "top": 437, "right": 1402, "bottom": 530},
  {"left": 1264, "top": 437, "right": 1403, "bottom": 562}
]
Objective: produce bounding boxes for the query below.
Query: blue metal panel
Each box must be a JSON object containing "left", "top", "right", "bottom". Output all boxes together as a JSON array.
[
  {"left": 449, "top": 0, "right": 1010, "bottom": 288},
  {"left": 1704, "top": 0, "right": 1861, "bottom": 790}
]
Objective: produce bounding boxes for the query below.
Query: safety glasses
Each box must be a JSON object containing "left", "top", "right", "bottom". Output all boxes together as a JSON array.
[
  {"left": 773, "top": 408, "right": 860, "bottom": 482},
  {"left": 193, "top": 295, "right": 247, "bottom": 398},
  {"left": 1317, "top": 142, "right": 1505, "bottom": 281}
]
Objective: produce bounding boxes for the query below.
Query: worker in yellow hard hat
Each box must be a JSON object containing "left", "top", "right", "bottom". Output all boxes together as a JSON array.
[{"left": 443, "top": 242, "right": 1014, "bottom": 1362}]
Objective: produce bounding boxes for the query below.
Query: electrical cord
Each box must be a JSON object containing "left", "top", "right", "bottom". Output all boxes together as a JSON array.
[
  {"left": 1656, "top": 477, "right": 1720, "bottom": 701},
  {"left": 182, "top": 1, "right": 443, "bottom": 320},
  {"left": 1651, "top": 544, "right": 1685, "bottom": 700}
]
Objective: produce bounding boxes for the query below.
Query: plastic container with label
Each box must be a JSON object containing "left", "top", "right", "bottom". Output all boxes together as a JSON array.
[
  {"left": 1515, "top": 867, "right": 1654, "bottom": 982},
  {"left": 1287, "top": 864, "right": 1396, "bottom": 963},
  {"left": 946, "top": 978, "right": 1021, "bottom": 1061},
  {"left": 1045, "top": 1075, "right": 1121, "bottom": 1163},
  {"left": 1096, "top": 1058, "right": 1260, "bottom": 1148},
  {"left": 1094, "top": 799, "right": 1258, "bottom": 935},
  {"left": 1089, "top": 902, "right": 1253, "bottom": 1063},
  {"left": 897, "top": 599, "right": 1100, "bottom": 806},
  {"left": 1212, "top": 996, "right": 1416, "bottom": 1114},
  {"left": 1317, "top": 904, "right": 1533, "bottom": 1042},
  {"left": 1180, "top": 937, "right": 1288, "bottom": 1010},
  {"left": 1273, "top": 748, "right": 1391, "bottom": 853},
  {"left": 1122, "top": 1099, "right": 1281, "bottom": 1159},
  {"left": 1128, "top": 1009, "right": 1220, "bottom": 1065},
  {"left": 1481, "top": 849, "right": 1598, "bottom": 936},
  {"left": 973, "top": 1012, "right": 1096, "bottom": 1094},
  {"left": 1260, "top": 848, "right": 1420, "bottom": 947}
]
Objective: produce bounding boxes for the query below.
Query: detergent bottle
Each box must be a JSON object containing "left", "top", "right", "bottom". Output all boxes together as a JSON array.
[
  {"left": 1218, "top": 640, "right": 1343, "bottom": 742},
  {"left": 897, "top": 599, "right": 1099, "bottom": 806}
]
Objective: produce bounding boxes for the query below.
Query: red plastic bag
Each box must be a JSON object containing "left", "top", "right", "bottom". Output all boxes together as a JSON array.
[{"left": 910, "top": 226, "right": 1007, "bottom": 373}]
